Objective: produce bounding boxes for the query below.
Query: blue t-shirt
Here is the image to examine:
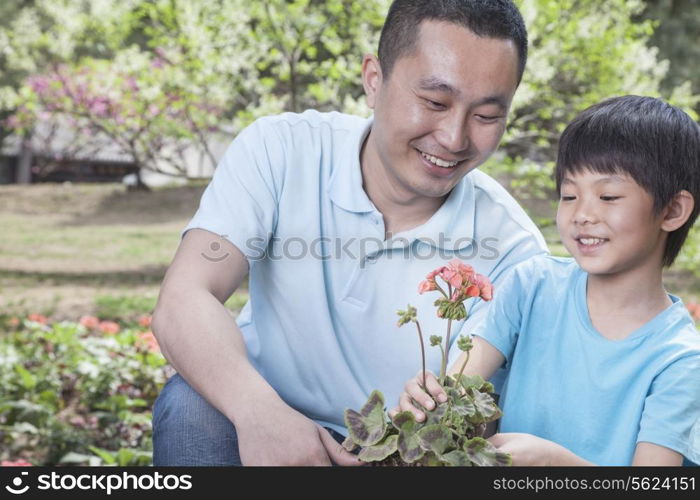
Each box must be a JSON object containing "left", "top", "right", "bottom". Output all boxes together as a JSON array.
[
  {"left": 184, "top": 110, "right": 548, "bottom": 434},
  {"left": 475, "top": 255, "right": 700, "bottom": 465}
]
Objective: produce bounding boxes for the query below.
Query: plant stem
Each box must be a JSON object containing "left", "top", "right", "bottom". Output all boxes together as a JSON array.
[
  {"left": 456, "top": 349, "right": 471, "bottom": 384},
  {"left": 415, "top": 320, "right": 427, "bottom": 390},
  {"left": 434, "top": 281, "right": 449, "bottom": 299}
]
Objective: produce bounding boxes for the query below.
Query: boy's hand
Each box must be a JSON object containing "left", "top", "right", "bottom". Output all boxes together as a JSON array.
[
  {"left": 488, "top": 433, "right": 558, "bottom": 466},
  {"left": 388, "top": 370, "right": 447, "bottom": 423}
]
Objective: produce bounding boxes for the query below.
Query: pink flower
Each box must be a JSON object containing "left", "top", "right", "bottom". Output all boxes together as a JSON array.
[
  {"left": 27, "top": 313, "right": 48, "bottom": 324},
  {"left": 472, "top": 274, "right": 494, "bottom": 301},
  {"left": 418, "top": 279, "right": 437, "bottom": 294},
  {"left": 137, "top": 331, "right": 160, "bottom": 353},
  {"left": 465, "top": 284, "right": 480, "bottom": 298},
  {"left": 98, "top": 321, "right": 120, "bottom": 334},
  {"left": 439, "top": 267, "right": 463, "bottom": 288},
  {"left": 1, "top": 460, "right": 33, "bottom": 466},
  {"left": 138, "top": 315, "right": 152, "bottom": 328},
  {"left": 79, "top": 315, "right": 100, "bottom": 329}
]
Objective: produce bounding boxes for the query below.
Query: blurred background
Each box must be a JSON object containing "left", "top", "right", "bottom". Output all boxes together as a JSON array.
[{"left": 1, "top": 0, "right": 698, "bottom": 466}]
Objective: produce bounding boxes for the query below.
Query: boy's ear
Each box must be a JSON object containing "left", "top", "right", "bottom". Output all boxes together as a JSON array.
[{"left": 661, "top": 190, "right": 695, "bottom": 232}]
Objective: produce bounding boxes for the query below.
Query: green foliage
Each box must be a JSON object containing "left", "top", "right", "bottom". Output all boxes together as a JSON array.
[
  {"left": 95, "top": 294, "right": 157, "bottom": 323},
  {"left": 343, "top": 377, "right": 509, "bottom": 466},
  {"left": 0, "top": 316, "right": 167, "bottom": 465},
  {"left": 483, "top": 0, "right": 699, "bottom": 202},
  {"left": 345, "top": 261, "right": 504, "bottom": 466}
]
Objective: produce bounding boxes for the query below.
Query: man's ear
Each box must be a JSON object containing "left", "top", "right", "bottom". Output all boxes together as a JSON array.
[
  {"left": 361, "top": 54, "right": 382, "bottom": 110},
  {"left": 661, "top": 190, "right": 695, "bottom": 232}
]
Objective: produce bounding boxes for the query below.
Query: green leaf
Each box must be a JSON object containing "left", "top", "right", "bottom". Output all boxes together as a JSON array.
[
  {"left": 358, "top": 434, "right": 398, "bottom": 462},
  {"left": 441, "top": 449, "right": 473, "bottom": 466},
  {"left": 469, "top": 389, "right": 502, "bottom": 422},
  {"left": 393, "top": 412, "right": 424, "bottom": 464},
  {"left": 454, "top": 374, "right": 486, "bottom": 391},
  {"left": 342, "top": 435, "right": 358, "bottom": 453},
  {"left": 15, "top": 365, "right": 36, "bottom": 390},
  {"left": 416, "top": 424, "right": 454, "bottom": 456},
  {"left": 463, "top": 437, "right": 511, "bottom": 466},
  {"left": 424, "top": 401, "right": 448, "bottom": 425},
  {"left": 88, "top": 446, "right": 117, "bottom": 465},
  {"left": 451, "top": 394, "right": 477, "bottom": 418},
  {"left": 344, "top": 390, "right": 387, "bottom": 446}
]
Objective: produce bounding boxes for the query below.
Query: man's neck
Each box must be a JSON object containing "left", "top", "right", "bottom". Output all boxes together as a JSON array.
[
  {"left": 585, "top": 263, "right": 671, "bottom": 341},
  {"left": 360, "top": 133, "right": 447, "bottom": 236}
]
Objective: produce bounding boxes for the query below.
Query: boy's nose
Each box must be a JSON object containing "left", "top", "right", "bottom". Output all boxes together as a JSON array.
[{"left": 572, "top": 203, "right": 599, "bottom": 225}]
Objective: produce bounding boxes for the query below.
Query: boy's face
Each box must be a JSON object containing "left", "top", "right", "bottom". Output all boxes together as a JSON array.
[
  {"left": 362, "top": 20, "right": 519, "bottom": 200},
  {"left": 556, "top": 169, "right": 667, "bottom": 277}
]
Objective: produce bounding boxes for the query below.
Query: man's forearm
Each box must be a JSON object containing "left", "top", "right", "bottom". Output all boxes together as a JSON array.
[{"left": 152, "top": 289, "right": 282, "bottom": 427}]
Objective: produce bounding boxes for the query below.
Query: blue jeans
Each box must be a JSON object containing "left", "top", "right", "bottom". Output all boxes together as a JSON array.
[{"left": 152, "top": 373, "right": 345, "bottom": 466}]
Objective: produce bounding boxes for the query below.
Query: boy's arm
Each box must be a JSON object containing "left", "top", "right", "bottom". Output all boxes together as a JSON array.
[
  {"left": 487, "top": 435, "right": 683, "bottom": 466},
  {"left": 633, "top": 442, "right": 683, "bottom": 466},
  {"left": 391, "top": 336, "right": 504, "bottom": 422}
]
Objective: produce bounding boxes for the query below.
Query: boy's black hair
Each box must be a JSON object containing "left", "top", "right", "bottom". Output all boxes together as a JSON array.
[
  {"left": 378, "top": 0, "right": 527, "bottom": 84},
  {"left": 555, "top": 95, "right": 700, "bottom": 267}
]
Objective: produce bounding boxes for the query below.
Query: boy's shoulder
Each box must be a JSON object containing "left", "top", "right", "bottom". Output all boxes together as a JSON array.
[{"left": 510, "top": 254, "right": 581, "bottom": 283}]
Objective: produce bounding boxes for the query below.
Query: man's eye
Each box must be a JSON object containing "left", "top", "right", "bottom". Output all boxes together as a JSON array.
[
  {"left": 424, "top": 99, "right": 446, "bottom": 110},
  {"left": 476, "top": 114, "right": 501, "bottom": 123},
  {"left": 560, "top": 195, "right": 576, "bottom": 201}
]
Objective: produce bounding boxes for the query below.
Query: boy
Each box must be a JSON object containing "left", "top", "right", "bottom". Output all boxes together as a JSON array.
[{"left": 393, "top": 95, "right": 700, "bottom": 466}]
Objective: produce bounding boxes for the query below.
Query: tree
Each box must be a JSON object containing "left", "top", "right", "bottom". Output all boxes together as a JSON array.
[
  {"left": 639, "top": 0, "right": 700, "bottom": 109},
  {"left": 481, "top": 0, "right": 698, "bottom": 206}
]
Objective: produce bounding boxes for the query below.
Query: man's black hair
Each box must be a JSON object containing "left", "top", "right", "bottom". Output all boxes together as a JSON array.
[{"left": 378, "top": 0, "right": 528, "bottom": 83}]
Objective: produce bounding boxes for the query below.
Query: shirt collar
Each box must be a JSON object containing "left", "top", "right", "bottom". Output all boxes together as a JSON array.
[
  {"left": 328, "top": 115, "right": 375, "bottom": 213},
  {"left": 328, "top": 114, "right": 476, "bottom": 249},
  {"left": 390, "top": 174, "right": 476, "bottom": 250}
]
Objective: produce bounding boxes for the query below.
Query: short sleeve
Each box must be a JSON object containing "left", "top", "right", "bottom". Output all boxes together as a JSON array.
[
  {"left": 183, "top": 118, "right": 286, "bottom": 264},
  {"left": 470, "top": 263, "right": 530, "bottom": 367},
  {"left": 637, "top": 354, "right": 700, "bottom": 458}
]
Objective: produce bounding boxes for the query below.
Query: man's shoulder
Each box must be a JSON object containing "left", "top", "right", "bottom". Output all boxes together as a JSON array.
[
  {"left": 468, "top": 168, "right": 548, "bottom": 250},
  {"left": 254, "top": 109, "right": 368, "bottom": 135},
  {"left": 469, "top": 169, "right": 525, "bottom": 209}
]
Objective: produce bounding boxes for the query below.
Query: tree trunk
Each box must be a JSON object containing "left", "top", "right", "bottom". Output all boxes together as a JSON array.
[{"left": 17, "top": 132, "right": 34, "bottom": 184}]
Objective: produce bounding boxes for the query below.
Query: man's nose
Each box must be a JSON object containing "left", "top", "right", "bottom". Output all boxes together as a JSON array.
[{"left": 435, "top": 113, "right": 470, "bottom": 154}]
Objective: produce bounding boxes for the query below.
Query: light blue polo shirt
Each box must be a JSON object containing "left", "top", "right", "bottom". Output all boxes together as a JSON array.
[
  {"left": 184, "top": 110, "right": 548, "bottom": 435},
  {"left": 475, "top": 255, "right": 700, "bottom": 465}
]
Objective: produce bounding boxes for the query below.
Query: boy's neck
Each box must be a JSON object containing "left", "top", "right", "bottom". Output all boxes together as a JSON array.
[{"left": 585, "top": 264, "right": 672, "bottom": 341}]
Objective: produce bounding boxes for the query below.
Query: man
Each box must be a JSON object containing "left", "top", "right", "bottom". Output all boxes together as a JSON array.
[{"left": 152, "top": 0, "right": 547, "bottom": 466}]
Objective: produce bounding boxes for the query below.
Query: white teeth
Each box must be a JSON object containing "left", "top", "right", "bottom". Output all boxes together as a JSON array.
[
  {"left": 579, "top": 238, "right": 605, "bottom": 246},
  {"left": 421, "top": 151, "right": 459, "bottom": 168}
]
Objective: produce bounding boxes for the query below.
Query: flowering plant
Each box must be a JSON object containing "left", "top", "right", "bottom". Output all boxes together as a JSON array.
[{"left": 342, "top": 259, "right": 510, "bottom": 466}]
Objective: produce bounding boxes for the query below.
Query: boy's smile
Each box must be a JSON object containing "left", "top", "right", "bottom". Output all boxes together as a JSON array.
[{"left": 556, "top": 170, "right": 667, "bottom": 278}]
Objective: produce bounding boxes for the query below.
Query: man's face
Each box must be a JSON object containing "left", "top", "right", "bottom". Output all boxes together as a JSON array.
[{"left": 362, "top": 20, "right": 520, "bottom": 200}]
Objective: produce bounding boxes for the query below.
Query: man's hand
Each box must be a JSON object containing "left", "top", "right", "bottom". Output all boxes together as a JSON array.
[{"left": 235, "top": 399, "right": 362, "bottom": 466}]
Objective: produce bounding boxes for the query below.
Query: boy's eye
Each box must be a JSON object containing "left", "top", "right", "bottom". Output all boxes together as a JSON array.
[
  {"left": 600, "top": 196, "right": 620, "bottom": 201},
  {"left": 560, "top": 195, "right": 576, "bottom": 201}
]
